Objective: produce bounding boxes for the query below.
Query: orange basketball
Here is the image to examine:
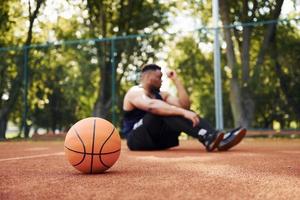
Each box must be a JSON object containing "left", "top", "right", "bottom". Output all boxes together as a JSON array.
[{"left": 64, "top": 117, "right": 121, "bottom": 173}]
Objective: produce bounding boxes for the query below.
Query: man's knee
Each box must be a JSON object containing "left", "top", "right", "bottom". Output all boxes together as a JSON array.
[{"left": 142, "top": 113, "right": 163, "bottom": 126}]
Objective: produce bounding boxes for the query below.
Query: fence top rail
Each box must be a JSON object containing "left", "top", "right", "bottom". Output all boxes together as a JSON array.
[{"left": 0, "top": 17, "right": 299, "bottom": 52}]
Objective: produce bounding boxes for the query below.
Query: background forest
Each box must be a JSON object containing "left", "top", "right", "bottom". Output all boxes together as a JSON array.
[{"left": 0, "top": 0, "right": 299, "bottom": 139}]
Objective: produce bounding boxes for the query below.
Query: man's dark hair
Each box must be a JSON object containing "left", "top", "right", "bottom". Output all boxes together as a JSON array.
[{"left": 141, "top": 64, "right": 161, "bottom": 73}]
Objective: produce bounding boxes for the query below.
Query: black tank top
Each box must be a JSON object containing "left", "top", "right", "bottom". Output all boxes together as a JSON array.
[{"left": 122, "top": 91, "right": 163, "bottom": 137}]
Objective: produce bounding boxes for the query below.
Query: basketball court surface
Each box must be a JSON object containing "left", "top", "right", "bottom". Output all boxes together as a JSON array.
[{"left": 0, "top": 138, "right": 299, "bottom": 199}]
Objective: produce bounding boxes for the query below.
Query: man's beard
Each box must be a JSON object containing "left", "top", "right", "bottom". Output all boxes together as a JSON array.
[{"left": 150, "top": 85, "right": 160, "bottom": 94}]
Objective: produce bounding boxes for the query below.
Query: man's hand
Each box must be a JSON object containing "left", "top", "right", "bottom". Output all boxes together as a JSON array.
[
  {"left": 166, "top": 70, "right": 177, "bottom": 80},
  {"left": 182, "top": 110, "right": 200, "bottom": 127}
]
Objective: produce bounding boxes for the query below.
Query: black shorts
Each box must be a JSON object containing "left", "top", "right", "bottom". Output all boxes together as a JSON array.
[
  {"left": 126, "top": 113, "right": 203, "bottom": 150},
  {"left": 126, "top": 114, "right": 180, "bottom": 150}
]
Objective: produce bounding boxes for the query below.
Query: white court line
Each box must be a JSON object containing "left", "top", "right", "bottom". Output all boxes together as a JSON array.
[{"left": 0, "top": 152, "right": 64, "bottom": 162}]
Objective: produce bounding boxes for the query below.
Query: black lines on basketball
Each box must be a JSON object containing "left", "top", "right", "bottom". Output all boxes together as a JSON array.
[
  {"left": 64, "top": 146, "right": 120, "bottom": 155},
  {"left": 90, "top": 119, "right": 96, "bottom": 174},
  {"left": 99, "top": 126, "right": 116, "bottom": 169},
  {"left": 101, "top": 149, "right": 121, "bottom": 155},
  {"left": 64, "top": 127, "right": 86, "bottom": 167}
]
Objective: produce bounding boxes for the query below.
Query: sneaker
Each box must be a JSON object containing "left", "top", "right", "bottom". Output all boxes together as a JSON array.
[
  {"left": 217, "top": 127, "right": 247, "bottom": 151},
  {"left": 203, "top": 131, "right": 225, "bottom": 152}
]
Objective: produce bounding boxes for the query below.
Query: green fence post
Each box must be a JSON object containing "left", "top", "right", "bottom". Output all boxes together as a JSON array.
[
  {"left": 111, "top": 39, "right": 116, "bottom": 125},
  {"left": 22, "top": 46, "right": 29, "bottom": 136}
]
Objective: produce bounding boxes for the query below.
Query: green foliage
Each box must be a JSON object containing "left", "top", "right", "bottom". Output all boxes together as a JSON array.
[
  {"left": 26, "top": 44, "right": 99, "bottom": 131},
  {"left": 168, "top": 0, "right": 299, "bottom": 129},
  {"left": 2, "top": 0, "right": 171, "bottom": 135},
  {"left": 0, "top": 0, "right": 22, "bottom": 104},
  {"left": 253, "top": 23, "right": 300, "bottom": 128},
  {"left": 85, "top": 0, "right": 170, "bottom": 126},
  {"left": 1, "top": 0, "right": 299, "bottom": 136},
  {"left": 168, "top": 36, "right": 214, "bottom": 120},
  {"left": 0, "top": 1, "right": 11, "bottom": 41},
  {"left": 168, "top": 35, "right": 234, "bottom": 127}
]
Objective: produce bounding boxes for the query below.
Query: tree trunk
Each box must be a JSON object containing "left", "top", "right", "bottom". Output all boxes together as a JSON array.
[
  {"left": 219, "top": 0, "right": 245, "bottom": 127},
  {"left": 86, "top": 1, "right": 114, "bottom": 120},
  {"left": 93, "top": 46, "right": 113, "bottom": 119},
  {"left": 240, "top": 26, "right": 255, "bottom": 128},
  {"left": 0, "top": 114, "right": 8, "bottom": 140},
  {"left": 228, "top": 79, "right": 244, "bottom": 126},
  {"left": 0, "top": 74, "right": 22, "bottom": 139},
  {"left": 24, "top": 125, "right": 31, "bottom": 138}
]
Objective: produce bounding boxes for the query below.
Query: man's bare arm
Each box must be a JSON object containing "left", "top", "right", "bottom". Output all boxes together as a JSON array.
[
  {"left": 163, "top": 71, "right": 190, "bottom": 109},
  {"left": 130, "top": 92, "right": 199, "bottom": 126},
  {"left": 173, "top": 77, "right": 190, "bottom": 109}
]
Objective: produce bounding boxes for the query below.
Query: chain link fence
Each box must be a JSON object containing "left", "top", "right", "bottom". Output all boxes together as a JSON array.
[{"left": 1, "top": 18, "right": 299, "bottom": 138}]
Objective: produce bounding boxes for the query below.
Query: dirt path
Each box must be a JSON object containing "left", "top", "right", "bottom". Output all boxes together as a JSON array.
[{"left": 0, "top": 138, "right": 299, "bottom": 200}]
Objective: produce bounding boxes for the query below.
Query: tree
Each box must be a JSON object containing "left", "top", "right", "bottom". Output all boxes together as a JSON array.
[
  {"left": 85, "top": 0, "right": 170, "bottom": 122},
  {"left": 219, "top": 0, "right": 284, "bottom": 128},
  {"left": 23, "top": 15, "right": 99, "bottom": 134},
  {"left": 165, "top": 0, "right": 299, "bottom": 129},
  {"left": 270, "top": 23, "right": 300, "bottom": 125},
  {"left": 0, "top": 0, "right": 15, "bottom": 140},
  {"left": 0, "top": 0, "right": 45, "bottom": 139}
]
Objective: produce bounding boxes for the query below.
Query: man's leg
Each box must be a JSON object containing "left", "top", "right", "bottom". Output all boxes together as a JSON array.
[
  {"left": 143, "top": 114, "right": 224, "bottom": 152},
  {"left": 127, "top": 114, "right": 180, "bottom": 150},
  {"left": 141, "top": 114, "right": 181, "bottom": 149},
  {"left": 127, "top": 125, "right": 158, "bottom": 150}
]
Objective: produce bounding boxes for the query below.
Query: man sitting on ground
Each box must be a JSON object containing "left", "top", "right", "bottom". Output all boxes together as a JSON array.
[{"left": 122, "top": 64, "right": 246, "bottom": 151}]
